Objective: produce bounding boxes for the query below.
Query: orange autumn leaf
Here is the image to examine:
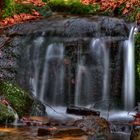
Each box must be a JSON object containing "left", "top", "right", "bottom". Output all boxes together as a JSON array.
[{"left": 123, "top": 8, "right": 129, "bottom": 14}]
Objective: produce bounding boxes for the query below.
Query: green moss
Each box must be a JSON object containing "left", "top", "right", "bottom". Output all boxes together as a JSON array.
[
  {"left": 0, "top": 81, "right": 33, "bottom": 118},
  {"left": 0, "top": 103, "right": 15, "bottom": 124},
  {"left": 135, "top": 33, "right": 140, "bottom": 100},
  {"left": 48, "top": 0, "right": 100, "bottom": 15}
]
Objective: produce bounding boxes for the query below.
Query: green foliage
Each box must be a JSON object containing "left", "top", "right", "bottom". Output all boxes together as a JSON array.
[
  {"left": 125, "top": 7, "right": 140, "bottom": 22},
  {"left": 1, "top": 0, "right": 15, "bottom": 18},
  {"left": 1, "top": 0, "right": 51, "bottom": 19},
  {"left": 48, "top": 0, "right": 100, "bottom": 15},
  {"left": 34, "top": 4, "right": 51, "bottom": 17},
  {"left": 0, "top": 103, "right": 15, "bottom": 124},
  {"left": 1, "top": 2, "right": 33, "bottom": 19},
  {"left": 14, "top": 3, "right": 33, "bottom": 15},
  {"left": 0, "top": 81, "right": 33, "bottom": 118}
]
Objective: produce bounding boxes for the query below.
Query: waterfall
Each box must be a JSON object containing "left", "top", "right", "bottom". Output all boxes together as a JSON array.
[
  {"left": 31, "top": 36, "right": 44, "bottom": 97},
  {"left": 124, "top": 26, "right": 137, "bottom": 110},
  {"left": 75, "top": 64, "right": 90, "bottom": 106},
  {"left": 90, "top": 39, "right": 110, "bottom": 102},
  {"left": 74, "top": 46, "right": 90, "bottom": 106},
  {"left": 39, "top": 43, "right": 65, "bottom": 105},
  {"left": 29, "top": 28, "right": 136, "bottom": 111},
  {"left": 74, "top": 38, "right": 110, "bottom": 106}
]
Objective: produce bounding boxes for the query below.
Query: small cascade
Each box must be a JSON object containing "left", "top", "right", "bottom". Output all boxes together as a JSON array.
[
  {"left": 74, "top": 45, "right": 91, "bottom": 106},
  {"left": 13, "top": 113, "right": 19, "bottom": 125},
  {"left": 39, "top": 43, "right": 65, "bottom": 105},
  {"left": 7, "top": 105, "right": 19, "bottom": 125},
  {"left": 31, "top": 36, "right": 45, "bottom": 97},
  {"left": 75, "top": 64, "right": 90, "bottom": 106},
  {"left": 123, "top": 26, "right": 137, "bottom": 110},
  {"left": 90, "top": 39, "right": 110, "bottom": 102}
]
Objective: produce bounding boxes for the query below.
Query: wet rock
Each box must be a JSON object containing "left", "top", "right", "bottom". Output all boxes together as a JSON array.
[
  {"left": 0, "top": 14, "right": 129, "bottom": 85},
  {"left": 73, "top": 116, "right": 110, "bottom": 135},
  {"left": 30, "top": 99, "right": 47, "bottom": 116},
  {"left": 100, "top": 17, "right": 129, "bottom": 36},
  {"left": 0, "top": 36, "right": 19, "bottom": 80},
  {"left": 2, "top": 15, "right": 129, "bottom": 38},
  {"left": 38, "top": 127, "right": 86, "bottom": 137},
  {"left": 21, "top": 116, "right": 48, "bottom": 126},
  {"left": 66, "top": 106, "right": 100, "bottom": 116}
]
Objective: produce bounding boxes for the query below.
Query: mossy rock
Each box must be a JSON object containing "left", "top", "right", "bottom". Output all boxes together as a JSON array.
[
  {"left": 0, "top": 81, "right": 33, "bottom": 118},
  {"left": 0, "top": 103, "right": 15, "bottom": 124}
]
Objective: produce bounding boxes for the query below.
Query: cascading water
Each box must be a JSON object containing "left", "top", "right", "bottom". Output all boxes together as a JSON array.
[
  {"left": 74, "top": 38, "right": 110, "bottom": 106},
  {"left": 90, "top": 39, "right": 110, "bottom": 102},
  {"left": 30, "top": 36, "right": 45, "bottom": 97},
  {"left": 75, "top": 63, "right": 90, "bottom": 106},
  {"left": 40, "top": 43, "right": 65, "bottom": 105},
  {"left": 31, "top": 41, "right": 65, "bottom": 106},
  {"left": 29, "top": 27, "right": 136, "bottom": 112},
  {"left": 123, "top": 26, "right": 137, "bottom": 110}
]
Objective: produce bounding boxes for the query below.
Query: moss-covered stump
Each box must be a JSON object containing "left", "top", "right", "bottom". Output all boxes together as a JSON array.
[
  {"left": 0, "top": 102, "right": 15, "bottom": 124},
  {"left": 0, "top": 81, "right": 33, "bottom": 118}
]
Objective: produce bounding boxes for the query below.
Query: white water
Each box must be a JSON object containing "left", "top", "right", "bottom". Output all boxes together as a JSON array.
[
  {"left": 7, "top": 105, "right": 19, "bottom": 125},
  {"left": 31, "top": 36, "right": 44, "bottom": 97},
  {"left": 75, "top": 64, "right": 90, "bottom": 106},
  {"left": 46, "top": 106, "right": 82, "bottom": 121},
  {"left": 91, "top": 39, "right": 110, "bottom": 101},
  {"left": 30, "top": 28, "right": 137, "bottom": 113},
  {"left": 40, "top": 43, "right": 65, "bottom": 105},
  {"left": 124, "top": 26, "right": 137, "bottom": 110}
]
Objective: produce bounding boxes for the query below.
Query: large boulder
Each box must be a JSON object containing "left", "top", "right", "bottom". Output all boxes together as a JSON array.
[
  {"left": 3, "top": 15, "right": 129, "bottom": 38},
  {"left": 73, "top": 116, "right": 110, "bottom": 135},
  {"left": 0, "top": 15, "right": 129, "bottom": 101}
]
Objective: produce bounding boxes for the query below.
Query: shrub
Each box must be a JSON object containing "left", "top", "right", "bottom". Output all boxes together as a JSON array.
[{"left": 48, "top": 0, "right": 100, "bottom": 15}]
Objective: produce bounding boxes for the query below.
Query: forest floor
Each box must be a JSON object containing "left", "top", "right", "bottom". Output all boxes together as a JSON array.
[
  {"left": 0, "top": 0, "right": 140, "bottom": 28},
  {"left": 0, "top": 0, "right": 46, "bottom": 27}
]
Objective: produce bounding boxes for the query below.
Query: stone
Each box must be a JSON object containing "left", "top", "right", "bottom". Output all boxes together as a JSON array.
[
  {"left": 30, "top": 99, "right": 47, "bottom": 116},
  {"left": 38, "top": 127, "right": 86, "bottom": 137},
  {"left": 66, "top": 106, "right": 100, "bottom": 116},
  {"left": 73, "top": 116, "right": 110, "bottom": 135},
  {"left": 2, "top": 15, "right": 129, "bottom": 38}
]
